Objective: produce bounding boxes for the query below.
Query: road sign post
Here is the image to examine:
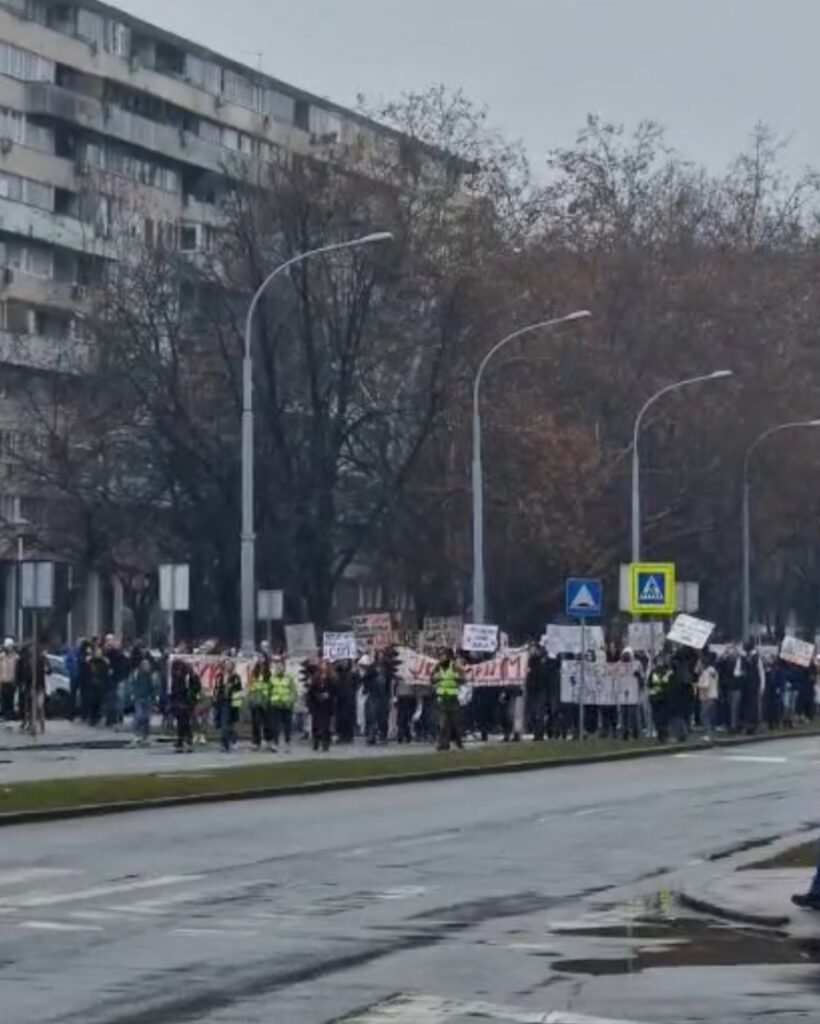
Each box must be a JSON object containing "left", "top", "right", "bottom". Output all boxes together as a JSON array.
[
  {"left": 257, "top": 589, "right": 284, "bottom": 647},
  {"left": 565, "top": 578, "right": 603, "bottom": 740},
  {"left": 628, "top": 563, "right": 676, "bottom": 617}
]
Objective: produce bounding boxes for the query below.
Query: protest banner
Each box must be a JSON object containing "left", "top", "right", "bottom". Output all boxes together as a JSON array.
[
  {"left": 545, "top": 624, "right": 605, "bottom": 656},
  {"left": 352, "top": 613, "right": 394, "bottom": 652},
  {"left": 666, "top": 614, "right": 715, "bottom": 651},
  {"left": 780, "top": 635, "right": 815, "bottom": 668},
  {"left": 627, "top": 621, "right": 666, "bottom": 652},
  {"left": 396, "top": 647, "right": 528, "bottom": 688},
  {"left": 462, "top": 623, "right": 499, "bottom": 653},
  {"left": 173, "top": 654, "right": 304, "bottom": 693},
  {"left": 559, "top": 661, "right": 640, "bottom": 706},
  {"left": 322, "top": 632, "right": 358, "bottom": 662},
  {"left": 285, "top": 622, "right": 318, "bottom": 659},
  {"left": 422, "top": 616, "right": 463, "bottom": 650}
]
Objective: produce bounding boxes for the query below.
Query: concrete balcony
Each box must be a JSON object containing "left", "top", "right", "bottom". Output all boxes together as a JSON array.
[
  {"left": 0, "top": 271, "right": 89, "bottom": 313},
  {"left": 0, "top": 195, "right": 115, "bottom": 259},
  {"left": 0, "top": 329, "right": 91, "bottom": 374},
  {"left": 24, "top": 82, "right": 265, "bottom": 180}
]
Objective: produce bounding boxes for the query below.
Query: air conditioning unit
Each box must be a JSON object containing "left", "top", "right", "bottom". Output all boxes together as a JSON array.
[{"left": 0, "top": 137, "right": 13, "bottom": 155}]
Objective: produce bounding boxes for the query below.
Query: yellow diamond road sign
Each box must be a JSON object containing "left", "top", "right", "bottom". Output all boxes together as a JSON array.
[{"left": 629, "top": 562, "right": 676, "bottom": 615}]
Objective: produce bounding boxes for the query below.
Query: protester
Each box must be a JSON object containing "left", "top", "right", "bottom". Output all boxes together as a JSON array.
[
  {"left": 269, "top": 656, "right": 297, "bottom": 752},
  {"left": 334, "top": 658, "right": 358, "bottom": 744},
  {"left": 306, "top": 659, "right": 336, "bottom": 752},
  {"left": 696, "top": 650, "right": 720, "bottom": 740},
  {"left": 212, "top": 658, "right": 243, "bottom": 752},
  {"left": 0, "top": 638, "right": 17, "bottom": 722},
  {"left": 16, "top": 641, "right": 46, "bottom": 735},
  {"left": 170, "top": 659, "right": 200, "bottom": 753},
  {"left": 431, "top": 649, "right": 464, "bottom": 751},
  {"left": 248, "top": 658, "right": 274, "bottom": 752},
  {"left": 362, "top": 651, "right": 391, "bottom": 745},
  {"left": 130, "top": 657, "right": 155, "bottom": 745}
]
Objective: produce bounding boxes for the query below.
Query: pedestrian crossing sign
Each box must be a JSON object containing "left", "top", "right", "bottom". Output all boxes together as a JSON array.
[{"left": 629, "top": 562, "right": 676, "bottom": 615}]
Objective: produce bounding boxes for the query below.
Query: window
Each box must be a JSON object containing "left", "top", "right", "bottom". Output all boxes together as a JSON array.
[
  {"left": 185, "top": 54, "right": 221, "bottom": 95},
  {"left": 294, "top": 99, "right": 310, "bottom": 132},
  {"left": 106, "top": 22, "right": 131, "bottom": 58},
  {"left": 198, "top": 118, "right": 221, "bottom": 146},
  {"left": 76, "top": 9, "right": 105, "bottom": 48},
  {"left": 178, "top": 225, "right": 198, "bottom": 252},
  {"left": 0, "top": 41, "right": 55, "bottom": 82},
  {"left": 143, "top": 217, "right": 155, "bottom": 248},
  {"left": 309, "top": 106, "right": 343, "bottom": 143},
  {"left": 263, "top": 88, "right": 295, "bottom": 125}
]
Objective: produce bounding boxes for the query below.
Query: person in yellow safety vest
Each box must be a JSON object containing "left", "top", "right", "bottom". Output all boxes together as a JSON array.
[
  {"left": 648, "top": 656, "right": 673, "bottom": 743},
  {"left": 431, "top": 649, "right": 465, "bottom": 751},
  {"left": 213, "top": 658, "right": 243, "bottom": 753},
  {"left": 268, "top": 657, "right": 297, "bottom": 753},
  {"left": 248, "top": 657, "right": 274, "bottom": 751}
]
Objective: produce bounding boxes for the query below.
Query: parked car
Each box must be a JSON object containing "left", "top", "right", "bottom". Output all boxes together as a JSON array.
[{"left": 44, "top": 654, "right": 72, "bottom": 718}]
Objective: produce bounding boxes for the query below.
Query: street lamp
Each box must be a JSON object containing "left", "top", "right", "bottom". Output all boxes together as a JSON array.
[
  {"left": 631, "top": 370, "right": 733, "bottom": 563},
  {"left": 240, "top": 232, "right": 393, "bottom": 654},
  {"left": 741, "top": 419, "right": 820, "bottom": 643},
  {"left": 471, "top": 310, "right": 592, "bottom": 623}
]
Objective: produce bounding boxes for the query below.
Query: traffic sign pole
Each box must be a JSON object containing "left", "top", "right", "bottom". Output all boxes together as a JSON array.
[{"left": 579, "top": 619, "right": 586, "bottom": 740}]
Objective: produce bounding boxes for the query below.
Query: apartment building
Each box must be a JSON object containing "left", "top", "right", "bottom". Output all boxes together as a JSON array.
[{"left": 0, "top": 0, "right": 400, "bottom": 640}]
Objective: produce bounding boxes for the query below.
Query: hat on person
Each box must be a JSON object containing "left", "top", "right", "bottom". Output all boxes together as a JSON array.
[{"left": 3, "top": 638, "right": 13, "bottom": 649}]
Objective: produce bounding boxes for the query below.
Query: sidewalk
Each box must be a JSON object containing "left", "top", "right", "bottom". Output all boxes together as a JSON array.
[
  {"left": 681, "top": 866, "right": 820, "bottom": 938},
  {"left": 0, "top": 719, "right": 130, "bottom": 752}
]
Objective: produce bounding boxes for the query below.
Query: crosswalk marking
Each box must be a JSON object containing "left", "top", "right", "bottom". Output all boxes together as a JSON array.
[
  {"left": 0, "top": 874, "right": 202, "bottom": 910},
  {"left": 19, "top": 920, "right": 103, "bottom": 933}
]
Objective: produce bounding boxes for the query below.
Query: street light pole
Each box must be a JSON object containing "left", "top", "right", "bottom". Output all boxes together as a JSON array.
[
  {"left": 239, "top": 232, "right": 392, "bottom": 655},
  {"left": 630, "top": 371, "right": 733, "bottom": 563},
  {"left": 741, "top": 419, "right": 820, "bottom": 643},
  {"left": 471, "top": 310, "right": 591, "bottom": 623}
]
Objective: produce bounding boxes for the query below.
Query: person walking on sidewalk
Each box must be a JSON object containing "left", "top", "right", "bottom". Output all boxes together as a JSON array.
[
  {"left": 213, "top": 658, "right": 243, "bottom": 752},
  {"left": 0, "top": 638, "right": 18, "bottom": 722},
  {"left": 269, "top": 657, "right": 297, "bottom": 752},
  {"left": 170, "top": 659, "right": 200, "bottom": 753},
  {"left": 793, "top": 847, "right": 820, "bottom": 910},
  {"left": 131, "top": 658, "right": 155, "bottom": 746},
  {"left": 307, "top": 660, "right": 336, "bottom": 753},
  {"left": 248, "top": 658, "right": 274, "bottom": 751}
]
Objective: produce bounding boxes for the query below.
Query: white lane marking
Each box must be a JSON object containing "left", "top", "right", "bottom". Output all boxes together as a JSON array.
[
  {"left": 343, "top": 994, "right": 645, "bottom": 1023},
  {"left": 724, "top": 755, "right": 788, "bottom": 764},
  {"left": 19, "top": 920, "right": 103, "bottom": 933},
  {"left": 573, "top": 807, "right": 601, "bottom": 817},
  {"left": 0, "top": 868, "right": 81, "bottom": 888},
  {"left": 392, "top": 833, "right": 453, "bottom": 848},
  {"left": 171, "top": 927, "right": 258, "bottom": 937},
  {"left": 108, "top": 889, "right": 207, "bottom": 915},
  {"left": 0, "top": 874, "right": 202, "bottom": 910},
  {"left": 337, "top": 846, "right": 376, "bottom": 858}
]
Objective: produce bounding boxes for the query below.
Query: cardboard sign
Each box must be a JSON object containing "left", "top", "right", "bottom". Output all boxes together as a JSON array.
[
  {"left": 285, "top": 622, "right": 318, "bottom": 659},
  {"left": 627, "top": 622, "right": 666, "bottom": 652},
  {"left": 667, "top": 614, "right": 715, "bottom": 651},
  {"left": 322, "top": 632, "right": 358, "bottom": 662},
  {"left": 352, "top": 613, "right": 394, "bottom": 652},
  {"left": 780, "top": 635, "right": 815, "bottom": 668},
  {"left": 462, "top": 623, "right": 499, "bottom": 653},
  {"left": 560, "top": 662, "right": 640, "bottom": 706},
  {"left": 422, "top": 616, "right": 463, "bottom": 649},
  {"left": 544, "top": 624, "right": 605, "bottom": 656}
]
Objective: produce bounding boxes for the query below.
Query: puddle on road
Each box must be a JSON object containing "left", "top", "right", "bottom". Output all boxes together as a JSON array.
[{"left": 547, "top": 893, "right": 820, "bottom": 976}]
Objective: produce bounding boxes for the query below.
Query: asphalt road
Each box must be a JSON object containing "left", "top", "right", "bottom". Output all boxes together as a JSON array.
[{"left": 1, "top": 736, "right": 819, "bottom": 1024}]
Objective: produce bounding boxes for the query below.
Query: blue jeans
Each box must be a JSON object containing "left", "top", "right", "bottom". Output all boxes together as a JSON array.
[{"left": 133, "top": 697, "right": 151, "bottom": 741}]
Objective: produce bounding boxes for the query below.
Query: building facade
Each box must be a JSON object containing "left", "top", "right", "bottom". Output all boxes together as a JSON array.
[{"left": 0, "top": 0, "right": 398, "bottom": 641}]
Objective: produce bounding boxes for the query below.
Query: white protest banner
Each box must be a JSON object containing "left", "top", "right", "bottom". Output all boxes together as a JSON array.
[
  {"left": 285, "top": 622, "right": 318, "bottom": 659},
  {"left": 396, "top": 647, "right": 529, "bottom": 688},
  {"left": 627, "top": 621, "right": 666, "bottom": 652},
  {"left": 423, "top": 616, "right": 463, "bottom": 649},
  {"left": 462, "top": 623, "right": 499, "bottom": 653},
  {"left": 173, "top": 655, "right": 305, "bottom": 693},
  {"left": 780, "top": 635, "right": 815, "bottom": 668},
  {"left": 545, "top": 624, "right": 605, "bottom": 656},
  {"left": 322, "top": 632, "right": 358, "bottom": 662},
  {"left": 560, "top": 661, "right": 640, "bottom": 706},
  {"left": 352, "top": 613, "right": 394, "bottom": 652},
  {"left": 667, "top": 614, "right": 715, "bottom": 651}
]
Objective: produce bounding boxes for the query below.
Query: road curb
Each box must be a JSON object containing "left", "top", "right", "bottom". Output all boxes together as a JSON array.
[
  {"left": 678, "top": 889, "right": 790, "bottom": 929},
  {"left": 0, "top": 728, "right": 817, "bottom": 828},
  {"left": 0, "top": 739, "right": 131, "bottom": 754}
]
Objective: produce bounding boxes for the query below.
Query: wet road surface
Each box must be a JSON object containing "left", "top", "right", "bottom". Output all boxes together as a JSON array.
[{"left": 1, "top": 736, "right": 819, "bottom": 1023}]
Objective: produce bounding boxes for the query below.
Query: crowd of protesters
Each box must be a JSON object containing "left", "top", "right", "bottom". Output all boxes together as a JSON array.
[{"left": 1, "top": 631, "right": 818, "bottom": 753}]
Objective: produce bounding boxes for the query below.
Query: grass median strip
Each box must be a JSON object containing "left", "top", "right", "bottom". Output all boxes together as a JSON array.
[
  {"left": 0, "top": 738, "right": 659, "bottom": 817},
  {"left": 743, "top": 841, "right": 819, "bottom": 871}
]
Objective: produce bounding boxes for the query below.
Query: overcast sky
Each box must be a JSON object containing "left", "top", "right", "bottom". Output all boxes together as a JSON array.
[{"left": 113, "top": 0, "right": 820, "bottom": 175}]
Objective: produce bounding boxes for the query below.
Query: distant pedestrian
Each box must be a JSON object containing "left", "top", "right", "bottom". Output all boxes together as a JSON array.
[
  {"left": 432, "top": 650, "right": 464, "bottom": 751},
  {"left": 0, "top": 638, "right": 18, "bottom": 722},
  {"left": 307, "top": 660, "right": 336, "bottom": 752},
  {"left": 248, "top": 658, "right": 274, "bottom": 751},
  {"left": 170, "top": 659, "right": 199, "bottom": 753},
  {"left": 268, "top": 657, "right": 297, "bottom": 752},
  {"left": 696, "top": 652, "right": 719, "bottom": 740},
  {"left": 213, "top": 658, "right": 243, "bottom": 752},
  {"left": 130, "top": 658, "right": 155, "bottom": 745}
]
